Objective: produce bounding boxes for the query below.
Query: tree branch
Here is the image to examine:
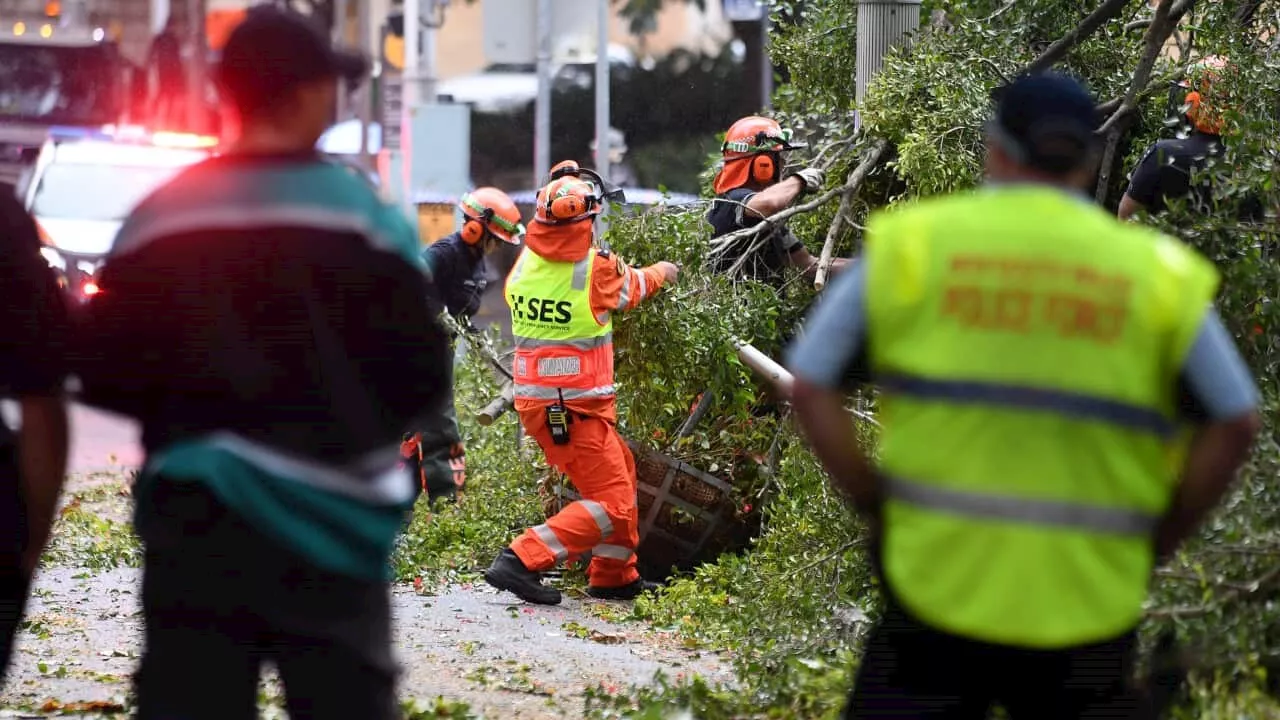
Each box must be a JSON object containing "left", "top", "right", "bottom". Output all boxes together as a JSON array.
[
  {"left": 1024, "top": 0, "right": 1134, "bottom": 75},
  {"left": 1094, "top": 0, "right": 1197, "bottom": 202},
  {"left": 815, "top": 140, "right": 887, "bottom": 290},
  {"left": 1147, "top": 561, "right": 1280, "bottom": 619}
]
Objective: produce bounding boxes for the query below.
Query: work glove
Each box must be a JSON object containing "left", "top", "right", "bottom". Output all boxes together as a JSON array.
[{"left": 790, "top": 167, "right": 826, "bottom": 194}]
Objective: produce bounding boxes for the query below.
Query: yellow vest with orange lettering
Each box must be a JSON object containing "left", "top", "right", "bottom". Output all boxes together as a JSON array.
[{"left": 864, "top": 185, "right": 1219, "bottom": 648}]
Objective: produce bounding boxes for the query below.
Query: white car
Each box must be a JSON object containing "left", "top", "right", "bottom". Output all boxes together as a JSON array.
[
  {"left": 17, "top": 125, "right": 215, "bottom": 301},
  {"left": 436, "top": 45, "right": 637, "bottom": 114}
]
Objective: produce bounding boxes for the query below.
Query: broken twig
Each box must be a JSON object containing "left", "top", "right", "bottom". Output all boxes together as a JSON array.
[{"left": 815, "top": 140, "right": 887, "bottom": 290}]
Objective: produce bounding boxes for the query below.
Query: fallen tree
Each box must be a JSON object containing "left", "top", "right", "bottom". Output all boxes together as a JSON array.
[{"left": 575, "top": 0, "right": 1280, "bottom": 717}]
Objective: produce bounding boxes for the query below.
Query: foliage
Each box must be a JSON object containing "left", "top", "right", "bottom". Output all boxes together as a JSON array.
[
  {"left": 41, "top": 475, "right": 142, "bottom": 571},
  {"left": 391, "top": 332, "right": 548, "bottom": 589},
  {"left": 438, "top": 0, "right": 1280, "bottom": 715},
  {"left": 580, "top": 0, "right": 1280, "bottom": 717}
]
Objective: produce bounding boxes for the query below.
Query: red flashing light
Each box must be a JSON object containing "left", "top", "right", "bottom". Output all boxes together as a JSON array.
[{"left": 82, "top": 281, "right": 100, "bottom": 297}]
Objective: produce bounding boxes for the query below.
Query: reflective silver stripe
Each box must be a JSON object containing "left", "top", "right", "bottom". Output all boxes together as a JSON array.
[
  {"left": 592, "top": 543, "right": 634, "bottom": 561},
  {"left": 513, "top": 384, "right": 616, "bottom": 400},
  {"left": 635, "top": 267, "right": 648, "bottom": 302},
  {"left": 596, "top": 311, "right": 611, "bottom": 325},
  {"left": 508, "top": 250, "right": 528, "bottom": 282},
  {"left": 512, "top": 333, "right": 613, "bottom": 350},
  {"left": 885, "top": 474, "right": 1159, "bottom": 536},
  {"left": 532, "top": 524, "right": 569, "bottom": 562},
  {"left": 571, "top": 258, "right": 590, "bottom": 291},
  {"left": 878, "top": 373, "right": 1175, "bottom": 438},
  {"left": 578, "top": 499, "right": 615, "bottom": 538},
  {"left": 152, "top": 431, "right": 414, "bottom": 505},
  {"left": 114, "top": 206, "right": 404, "bottom": 261},
  {"left": 617, "top": 267, "right": 633, "bottom": 311}
]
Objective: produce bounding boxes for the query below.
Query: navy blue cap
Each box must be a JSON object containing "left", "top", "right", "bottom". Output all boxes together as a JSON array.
[
  {"left": 988, "top": 72, "right": 1101, "bottom": 174},
  {"left": 216, "top": 6, "right": 367, "bottom": 111}
]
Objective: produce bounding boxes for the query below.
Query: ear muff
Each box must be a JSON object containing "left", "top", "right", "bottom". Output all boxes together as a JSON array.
[
  {"left": 750, "top": 152, "right": 778, "bottom": 185},
  {"left": 460, "top": 207, "right": 495, "bottom": 245},
  {"left": 460, "top": 218, "right": 485, "bottom": 245},
  {"left": 548, "top": 192, "right": 595, "bottom": 220}
]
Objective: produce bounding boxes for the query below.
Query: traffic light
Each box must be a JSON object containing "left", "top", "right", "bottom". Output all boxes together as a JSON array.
[{"left": 382, "top": 10, "right": 405, "bottom": 70}]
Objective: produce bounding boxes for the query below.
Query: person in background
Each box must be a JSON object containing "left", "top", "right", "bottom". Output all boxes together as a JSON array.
[
  {"left": 484, "top": 161, "right": 679, "bottom": 605},
  {"left": 706, "top": 115, "right": 849, "bottom": 286},
  {"left": 147, "top": 15, "right": 187, "bottom": 129},
  {"left": 1119, "top": 56, "right": 1229, "bottom": 221},
  {"left": 0, "top": 194, "right": 69, "bottom": 686},
  {"left": 74, "top": 7, "right": 453, "bottom": 718},
  {"left": 590, "top": 127, "right": 638, "bottom": 188},
  {"left": 402, "top": 187, "right": 525, "bottom": 505},
  {"left": 787, "top": 72, "right": 1260, "bottom": 719}
]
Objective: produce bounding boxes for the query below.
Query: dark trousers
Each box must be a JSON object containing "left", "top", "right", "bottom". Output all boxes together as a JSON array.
[
  {"left": 846, "top": 598, "right": 1153, "bottom": 720},
  {"left": 135, "top": 482, "right": 400, "bottom": 720},
  {"left": 0, "top": 445, "right": 30, "bottom": 689}
]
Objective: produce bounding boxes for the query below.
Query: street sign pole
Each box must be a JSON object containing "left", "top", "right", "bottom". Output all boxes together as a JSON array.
[
  {"left": 533, "top": 0, "right": 552, "bottom": 188},
  {"left": 593, "top": 0, "right": 610, "bottom": 202},
  {"left": 760, "top": 4, "right": 772, "bottom": 111}
]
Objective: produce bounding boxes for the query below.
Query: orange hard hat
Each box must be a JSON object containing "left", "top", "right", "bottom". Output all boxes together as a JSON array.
[
  {"left": 720, "top": 116, "right": 805, "bottom": 160},
  {"left": 459, "top": 187, "right": 524, "bottom": 244},
  {"left": 534, "top": 175, "right": 602, "bottom": 225},
  {"left": 1180, "top": 55, "right": 1229, "bottom": 134}
]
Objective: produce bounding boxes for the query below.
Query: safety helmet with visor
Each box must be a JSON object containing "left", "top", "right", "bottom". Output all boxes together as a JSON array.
[
  {"left": 459, "top": 187, "right": 524, "bottom": 245},
  {"left": 714, "top": 116, "right": 806, "bottom": 194}
]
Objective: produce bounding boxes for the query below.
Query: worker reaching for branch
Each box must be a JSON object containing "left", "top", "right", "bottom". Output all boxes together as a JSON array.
[
  {"left": 484, "top": 161, "right": 680, "bottom": 605},
  {"left": 1119, "top": 56, "right": 1230, "bottom": 221},
  {"left": 787, "top": 73, "right": 1260, "bottom": 718},
  {"left": 707, "top": 115, "right": 850, "bottom": 286},
  {"left": 404, "top": 188, "right": 526, "bottom": 505}
]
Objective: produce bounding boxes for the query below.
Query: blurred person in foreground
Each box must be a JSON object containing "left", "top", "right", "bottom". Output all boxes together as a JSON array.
[
  {"left": 0, "top": 194, "right": 69, "bottom": 686},
  {"left": 74, "top": 7, "right": 453, "bottom": 718},
  {"left": 402, "top": 187, "right": 525, "bottom": 505},
  {"left": 787, "top": 72, "right": 1260, "bottom": 719}
]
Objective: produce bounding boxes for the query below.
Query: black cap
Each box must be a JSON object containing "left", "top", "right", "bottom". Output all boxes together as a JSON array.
[
  {"left": 216, "top": 6, "right": 368, "bottom": 112},
  {"left": 988, "top": 72, "right": 1101, "bottom": 174}
]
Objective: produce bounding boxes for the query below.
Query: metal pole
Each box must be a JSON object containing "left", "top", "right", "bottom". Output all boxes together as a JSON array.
[
  {"left": 855, "top": 0, "right": 921, "bottom": 105},
  {"left": 533, "top": 0, "right": 552, "bottom": 187},
  {"left": 401, "top": 0, "right": 420, "bottom": 213},
  {"left": 421, "top": 0, "right": 437, "bottom": 105},
  {"left": 357, "top": 0, "right": 373, "bottom": 170},
  {"left": 186, "top": 0, "right": 205, "bottom": 132},
  {"left": 150, "top": 0, "right": 169, "bottom": 34},
  {"left": 334, "top": 0, "right": 349, "bottom": 121},
  {"left": 593, "top": 0, "right": 610, "bottom": 186},
  {"left": 760, "top": 3, "right": 772, "bottom": 111}
]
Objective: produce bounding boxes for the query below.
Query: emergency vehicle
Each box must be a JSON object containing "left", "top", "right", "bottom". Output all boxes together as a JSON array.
[
  {"left": 17, "top": 124, "right": 215, "bottom": 301},
  {"left": 0, "top": 19, "right": 128, "bottom": 188}
]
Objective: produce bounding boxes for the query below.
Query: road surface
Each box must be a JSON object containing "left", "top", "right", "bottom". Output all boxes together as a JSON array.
[{"left": 0, "top": 405, "right": 729, "bottom": 718}]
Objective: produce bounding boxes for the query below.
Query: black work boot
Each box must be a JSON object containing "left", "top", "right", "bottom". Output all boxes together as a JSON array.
[
  {"left": 587, "top": 578, "right": 661, "bottom": 601},
  {"left": 484, "top": 549, "right": 562, "bottom": 605}
]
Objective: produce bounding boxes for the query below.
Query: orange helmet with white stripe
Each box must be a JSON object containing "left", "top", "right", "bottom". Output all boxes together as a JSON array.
[
  {"left": 714, "top": 116, "right": 806, "bottom": 194},
  {"left": 459, "top": 187, "right": 524, "bottom": 245}
]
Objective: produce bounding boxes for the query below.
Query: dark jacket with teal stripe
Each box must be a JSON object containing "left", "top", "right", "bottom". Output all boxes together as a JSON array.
[{"left": 74, "top": 152, "right": 454, "bottom": 581}]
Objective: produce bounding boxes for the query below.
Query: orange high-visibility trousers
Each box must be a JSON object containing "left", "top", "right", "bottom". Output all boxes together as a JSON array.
[{"left": 511, "top": 408, "right": 641, "bottom": 589}]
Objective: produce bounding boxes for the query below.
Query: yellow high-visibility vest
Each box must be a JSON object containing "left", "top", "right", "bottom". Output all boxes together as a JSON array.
[
  {"left": 864, "top": 184, "right": 1219, "bottom": 648},
  {"left": 505, "top": 249, "right": 614, "bottom": 402}
]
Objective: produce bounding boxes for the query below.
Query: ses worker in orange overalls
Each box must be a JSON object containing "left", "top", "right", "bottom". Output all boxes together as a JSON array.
[{"left": 483, "top": 162, "right": 680, "bottom": 605}]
